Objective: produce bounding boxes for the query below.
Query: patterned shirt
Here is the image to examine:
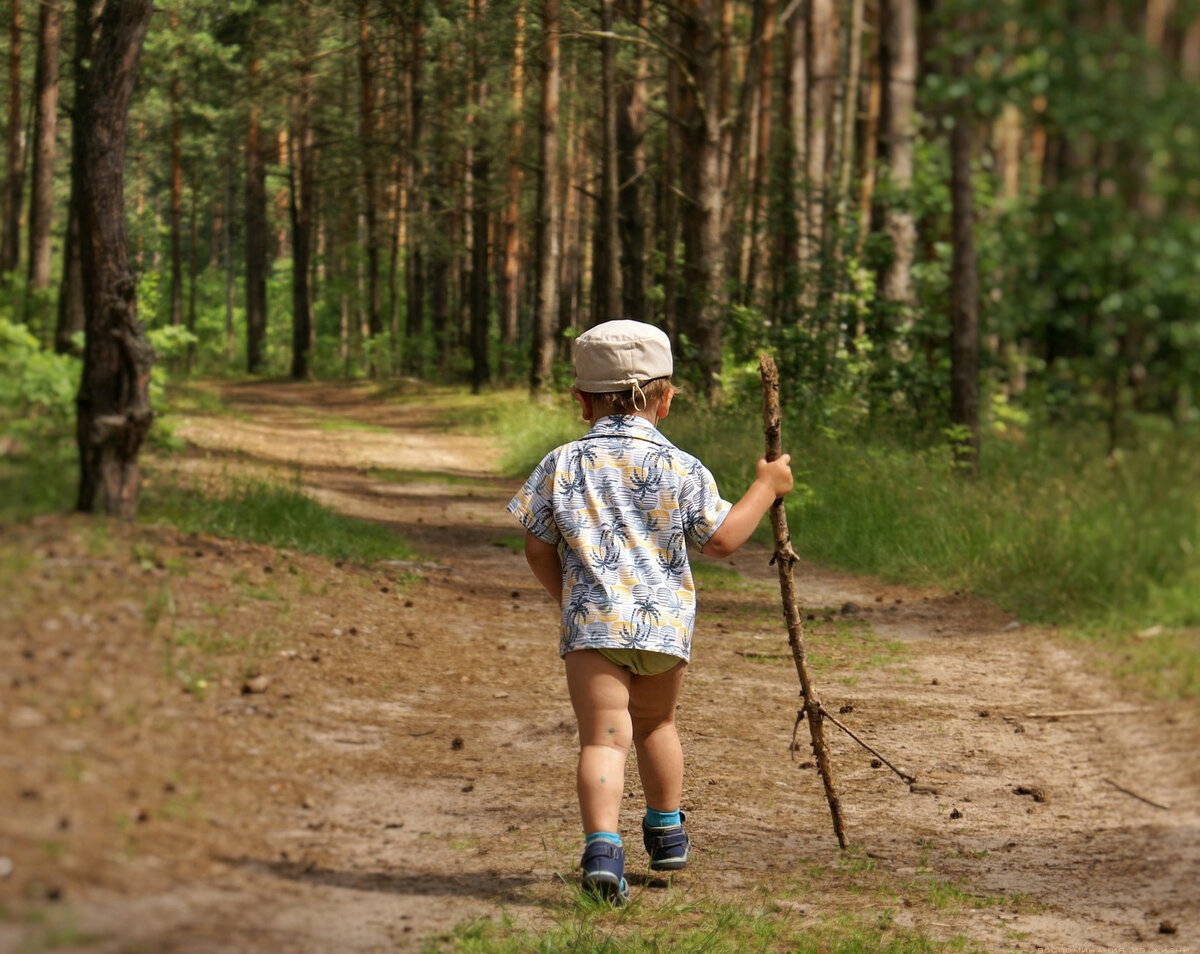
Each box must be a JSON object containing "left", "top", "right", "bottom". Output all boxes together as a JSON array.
[{"left": 507, "top": 415, "right": 732, "bottom": 661}]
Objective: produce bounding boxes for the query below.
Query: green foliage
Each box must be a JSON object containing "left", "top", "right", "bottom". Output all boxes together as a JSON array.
[
  {"left": 140, "top": 475, "right": 416, "bottom": 565},
  {"left": 421, "top": 904, "right": 979, "bottom": 954},
  {"left": 0, "top": 319, "right": 80, "bottom": 446}
]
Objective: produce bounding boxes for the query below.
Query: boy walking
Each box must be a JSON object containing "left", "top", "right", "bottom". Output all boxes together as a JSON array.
[{"left": 507, "top": 320, "right": 793, "bottom": 902}]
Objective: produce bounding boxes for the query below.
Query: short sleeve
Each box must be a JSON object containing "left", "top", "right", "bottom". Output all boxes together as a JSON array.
[
  {"left": 507, "top": 451, "right": 562, "bottom": 545},
  {"left": 679, "top": 458, "right": 732, "bottom": 548}
]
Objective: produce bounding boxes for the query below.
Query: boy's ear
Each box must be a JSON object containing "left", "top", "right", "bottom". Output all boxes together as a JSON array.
[
  {"left": 572, "top": 388, "right": 594, "bottom": 423},
  {"left": 655, "top": 388, "right": 674, "bottom": 421}
]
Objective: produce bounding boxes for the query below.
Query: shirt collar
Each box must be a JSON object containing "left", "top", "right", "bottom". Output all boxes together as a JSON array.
[{"left": 582, "top": 414, "right": 674, "bottom": 447}]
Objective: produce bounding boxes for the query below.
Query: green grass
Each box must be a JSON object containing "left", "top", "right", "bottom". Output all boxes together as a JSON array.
[
  {"left": 140, "top": 475, "right": 415, "bottom": 564},
  {"left": 479, "top": 389, "right": 1199, "bottom": 699},
  {"left": 0, "top": 443, "right": 76, "bottom": 523},
  {"left": 421, "top": 902, "right": 981, "bottom": 954}
]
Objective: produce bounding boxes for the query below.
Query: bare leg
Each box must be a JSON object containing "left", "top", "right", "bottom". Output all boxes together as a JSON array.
[
  {"left": 629, "top": 662, "right": 687, "bottom": 812},
  {"left": 564, "top": 650, "right": 633, "bottom": 834}
]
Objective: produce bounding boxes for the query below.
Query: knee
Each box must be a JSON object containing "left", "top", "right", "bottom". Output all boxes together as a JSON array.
[{"left": 631, "top": 714, "right": 674, "bottom": 744}]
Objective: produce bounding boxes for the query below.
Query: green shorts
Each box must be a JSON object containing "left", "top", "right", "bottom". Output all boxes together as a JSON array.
[{"left": 596, "top": 648, "right": 685, "bottom": 677}]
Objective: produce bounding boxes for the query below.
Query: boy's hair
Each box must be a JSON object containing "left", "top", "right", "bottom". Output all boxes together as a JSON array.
[{"left": 581, "top": 377, "right": 676, "bottom": 417}]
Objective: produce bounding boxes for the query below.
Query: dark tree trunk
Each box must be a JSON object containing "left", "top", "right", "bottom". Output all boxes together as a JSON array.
[
  {"left": 530, "top": 0, "right": 560, "bottom": 392},
  {"left": 245, "top": 54, "right": 269, "bottom": 373},
  {"left": 468, "top": 0, "right": 490, "bottom": 392},
  {"left": 290, "top": 0, "right": 316, "bottom": 381},
  {"left": 358, "top": 0, "right": 383, "bottom": 364},
  {"left": 75, "top": 0, "right": 156, "bottom": 519},
  {"left": 27, "top": 0, "right": 61, "bottom": 303},
  {"left": 404, "top": 0, "right": 425, "bottom": 375},
  {"left": 169, "top": 68, "right": 184, "bottom": 329},
  {"left": 879, "top": 0, "right": 917, "bottom": 318},
  {"left": 499, "top": 0, "right": 525, "bottom": 376},
  {"left": 949, "top": 74, "right": 979, "bottom": 468},
  {"left": 594, "top": 0, "right": 622, "bottom": 326},
  {"left": 2, "top": 0, "right": 23, "bottom": 277},
  {"left": 56, "top": 0, "right": 94, "bottom": 356},
  {"left": 616, "top": 0, "right": 646, "bottom": 324},
  {"left": 678, "top": 0, "right": 725, "bottom": 400}
]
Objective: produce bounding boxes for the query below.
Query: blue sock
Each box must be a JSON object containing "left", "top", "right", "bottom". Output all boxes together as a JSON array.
[
  {"left": 585, "top": 831, "right": 622, "bottom": 847},
  {"left": 644, "top": 808, "right": 681, "bottom": 828}
]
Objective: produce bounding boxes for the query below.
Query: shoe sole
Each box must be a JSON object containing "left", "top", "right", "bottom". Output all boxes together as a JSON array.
[
  {"left": 582, "top": 872, "right": 629, "bottom": 904},
  {"left": 648, "top": 855, "right": 689, "bottom": 871}
]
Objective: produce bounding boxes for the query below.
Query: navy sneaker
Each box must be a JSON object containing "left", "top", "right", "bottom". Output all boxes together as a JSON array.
[
  {"left": 580, "top": 840, "right": 630, "bottom": 904},
  {"left": 642, "top": 812, "right": 690, "bottom": 870}
]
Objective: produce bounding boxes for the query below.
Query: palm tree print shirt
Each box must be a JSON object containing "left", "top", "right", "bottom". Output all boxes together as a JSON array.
[{"left": 508, "top": 415, "right": 732, "bottom": 661}]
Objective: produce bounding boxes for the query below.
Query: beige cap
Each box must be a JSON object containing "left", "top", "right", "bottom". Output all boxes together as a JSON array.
[{"left": 572, "top": 320, "right": 673, "bottom": 392}]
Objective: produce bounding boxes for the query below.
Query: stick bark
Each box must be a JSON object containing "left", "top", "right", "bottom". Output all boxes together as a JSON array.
[{"left": 760, "top": 353, "right": 848, "bottom": 849}]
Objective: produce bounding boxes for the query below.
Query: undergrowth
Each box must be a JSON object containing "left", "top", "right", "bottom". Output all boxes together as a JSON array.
[{"left": 479, "top": 389, "right": 1198, "bottom": 699}]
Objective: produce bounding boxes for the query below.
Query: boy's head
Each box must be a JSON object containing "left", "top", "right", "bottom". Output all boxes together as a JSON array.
[{"left": 572, "top": 320, "right": 675, "bottom": 419}]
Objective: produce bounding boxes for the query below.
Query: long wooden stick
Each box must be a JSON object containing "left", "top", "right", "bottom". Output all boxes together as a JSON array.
[{"left": 760, "top": 354, "right": 848, "bottom": 849}]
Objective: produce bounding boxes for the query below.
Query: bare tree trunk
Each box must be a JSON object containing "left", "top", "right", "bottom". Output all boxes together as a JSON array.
[
  {"left": 662, "top": 23, "right": 681, "bottom": 340},
  {"left": 185, "top": 170, "right": 199, "bottom": 374},
  {"left": 616, "top": 0, "right": 646, "bottom": 324},
  {"left": 358, "top": 0, "right": 383, "bottom": 369},
  {"left": 404, "top": 0, "right": 425, "bottom": 375},
  {"left": 949, "top": 67, "right": 979, "bottom": 469},
  {"left": 290, "top": 0, "right": 316, "bottom": 381},
  {"left": 2, "top": 0, "right": 24, "bottom": 278},
  {"left": 879, "top": 0, "right": 917, "bottom": 316},
  {"left": 594, "top": 0, "right": 622, "bottom": 326},
  {"left": 743, "top": 0, "right": 775, "bottom": 308},
  {"left": 531, "top": 0, "right": 560, "bottom": 392},
  {"left": 679, "top": 0, "right": 725, "bottom": 399},
  {"left": 782, "top": 2, "right": 807, "bottom": 320},
  {"left": 169, "top": 61, "right": 184, "bottom": 328},
  {"left": 55, "top": 0, "right": 94, "bottom": 356},
  {"left": 222, "top": 146, "right": 236, "bottom": 362},
  {"left": 806, "top": 0, "right": 838, "bottom": 297},
  {"left": 26, "top": 0, "right": 61, "bottom": 305},
  {"left": 75, "top": 0, "right": 156, "bottom": 519},
  {"left": 499, "top": 0, "right": 526, "bottom": 375},
  {"left": 245, "top": 52, "right": 269, "bottom": 374},
  {"left": 557, "top": 51, "right": 582, "bottom": 349},
  {"left": 854, "top": 1, "right": 881, "bottom": 260},
  {"left": 469, "top": 0, "right": 490, "bottom": 392}
]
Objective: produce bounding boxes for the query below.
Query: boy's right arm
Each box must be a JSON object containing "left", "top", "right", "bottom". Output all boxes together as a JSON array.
[
  {"left": 700, "top": 455, "right": 792, "bottom": 559},
  {"left": 524, "top": 531, "right": 563, "bottom": 603}
]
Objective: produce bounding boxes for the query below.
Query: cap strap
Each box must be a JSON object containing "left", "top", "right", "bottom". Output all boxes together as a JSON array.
[{"left": 631, "top": 380, "right": 647, "bottom": 412}]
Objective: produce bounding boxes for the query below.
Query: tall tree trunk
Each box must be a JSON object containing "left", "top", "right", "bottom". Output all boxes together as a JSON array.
[
  {"left": 661, "top": 22, "right": 682, "bottom": 340},
  {"left": 26, "top": 0, "right": 61, "bottom": 308},
  {"left": 678, "top": 0, "right": 725, "bottom": 399},
  {"left": 55, "top": 0, "right": 93, "bottom": 356},
  {"left": 469, "top": 0, "right": 490, "bottom": 392},
  {"left": 185, "top": 170, "right": 199, "bottom": 374},
  {"left": 806, "top": 0, "right": 838, "bottom": 299},
  {"left": 290, "top": 0, "right": 316, "bottom": 381},
  {"left": 774, "top": 1, "right": 805, "bottom": 331},
  {"left": 879, "top": 0, "right": 917, "bottom": 318},
  {"left": 531, "top": 0, "right": 560, "bottom": 392},
  {"left": 616, "top": 0, "right": 647, "bottom": 324},
  {"left": 358, "top": 0, "right": 383, "bottom": 368},
  {"left": 594, "top": 0, "right": 622, "bottom": 326},
  {"left": 168, "top": 65, "right": 184, "bottom": 328},
  {"left": 404, "top": 0, "right": 425, "bottom": 375},
  {"left": 499, "top": 0, "right": 526, "bottom": 375},
  {"left": 2, "top": 0, "right": 23, "bottom": 278},
  {"left": 742, "top": 0, "right": 775, "bottom": 308},
  {"left": 245, "top": 53, "right": 269, "bottom": 374},
  {"left": 222, "top": 144, "right": 236, "bottom": 362},
  {"left": 557, "top": 51, "right": 582, "bottom": 350},
  {"left": 855, "top": 1, "right": 882, "bottom": 260},
  {"left": 75, "top": 0, "right": 156, "bottom": 519},
  {"left": 949, "top": 74, "right": 979, "bottom": 468}
]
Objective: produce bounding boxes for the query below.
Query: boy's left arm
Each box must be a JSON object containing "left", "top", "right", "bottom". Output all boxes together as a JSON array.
[{"left": 524, "top": 531, "right": 563, "bottom": 603}]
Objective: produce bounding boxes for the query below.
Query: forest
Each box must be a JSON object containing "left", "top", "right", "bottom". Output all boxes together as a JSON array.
[
  {"left": 1, "top": 1, "right": 1198, "bottom": 653},
  {"left": 1, "top": 3, "right": 1199, "bottom": 951}
]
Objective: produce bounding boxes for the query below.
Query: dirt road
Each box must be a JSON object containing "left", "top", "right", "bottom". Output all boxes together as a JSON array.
[{"left": 1, "top": 381, "right": 1196, "bottom": 953}]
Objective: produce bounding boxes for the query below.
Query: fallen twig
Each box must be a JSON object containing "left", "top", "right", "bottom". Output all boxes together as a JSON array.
[
  {"left": 1103, "top": 777, "right": 1171, "bottom": 811},
  {"left": 819, "top": 707, "right": 917, "bottom": 784}
]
